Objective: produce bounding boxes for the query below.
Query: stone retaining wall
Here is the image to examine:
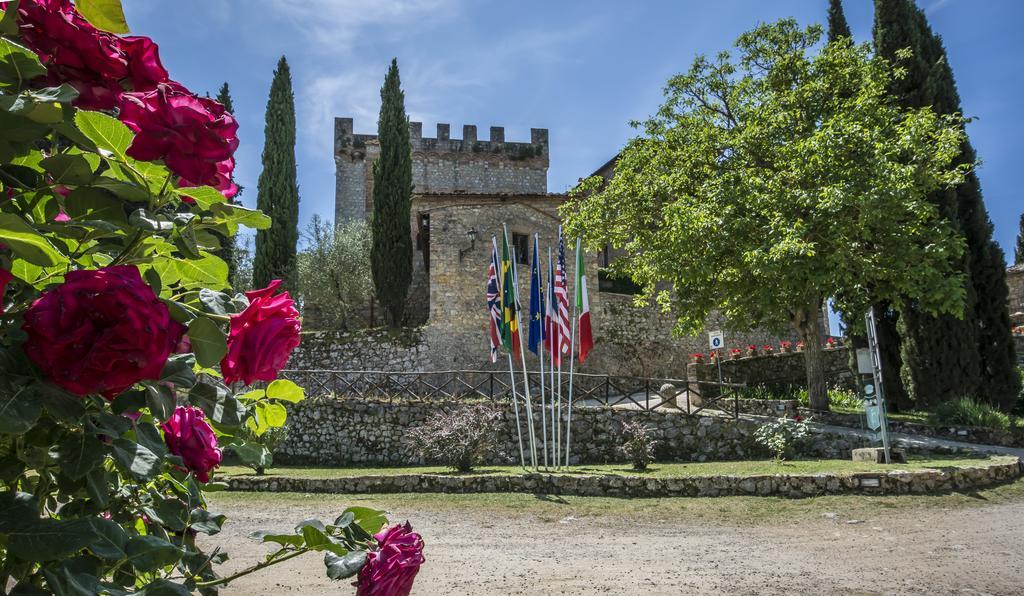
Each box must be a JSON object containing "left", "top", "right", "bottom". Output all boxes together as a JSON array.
[
  {"left": 288, "top": 329, "right": 430, "bottom": 372},
  {"left": 799, "top": 407, "right": 1024, "bottom": 448},
  {"left": 227, "top": 459, "right": 1021, "bottom": 498},
  {"left": 687, "top": 348, "right": 853, "bottom": 398},
  {"left": 737, "top": 399, "right": 800, "bottom": 418},
  {"left": 277, "top": 397, "right": 910, "bottom": 467}
]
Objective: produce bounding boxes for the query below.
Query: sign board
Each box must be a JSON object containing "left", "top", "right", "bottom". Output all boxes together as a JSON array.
[
  {"left": 865, "top": 405, "right": 881, "bottom": 431},
  {"left": 708, "top": 330, "right": 724, "bottom": 351},
  {"left": 856, "top": 348, "right": 873, "bottom": 374}
]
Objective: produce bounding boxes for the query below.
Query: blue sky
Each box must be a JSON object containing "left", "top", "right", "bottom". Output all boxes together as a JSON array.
[{"left": 124, "top": 0, "right": 1023, "bottom": 259}]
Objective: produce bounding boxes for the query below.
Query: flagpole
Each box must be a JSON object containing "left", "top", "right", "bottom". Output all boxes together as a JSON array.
[
  {"left": 494, "top": 236, "right": 526, "bottom": 468},
  {"left": 508, "top": 231, "right": 538, "bottom": 469},
  {"left": 547, "top": 246, "right": 557, "bottom": 470},
  {"left": 565, "top": 240, "right": 582, "bottom": 467},
  {"left": 534, "top": 234, "right": 549, "bottom": 470}
]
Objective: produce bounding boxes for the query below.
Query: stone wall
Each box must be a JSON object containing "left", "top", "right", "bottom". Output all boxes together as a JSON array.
[
  {"left": 228, "top": 460, "right": 1022, "bottom": 498},
  {"left": 276, "top": 397, "right": 884, "bottom": 467},
  {"left": 1007, "top": 264, "right": 1023, "bottom": 323},
  {"left": 688, "top": 347, "right": 853, "bottom": 398},
  {"left": 335, "top": 118, "right": 549, "bottom": 222},
  {"left": 287, "top": 329, "right": 430, "bottom": 372},
  {"left": 798, "top": 407, "right": 1024, "bottom": 449}
]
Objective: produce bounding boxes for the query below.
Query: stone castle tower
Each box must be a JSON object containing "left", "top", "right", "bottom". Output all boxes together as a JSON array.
[{"left": 334, "top": 117, "right": 549, "bottom": 221}]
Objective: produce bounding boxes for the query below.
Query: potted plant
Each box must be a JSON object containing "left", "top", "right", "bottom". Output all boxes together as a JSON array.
[
  {"left": 825, "top": 337, "right": 837, "bottom": 350},
  {"left": 729, "top": 348, "right": 743, "bottom": 360},
  {"left": 745, "top": 344, "right": 758, "bottom": 358},
  {"left": 779, "top": 341, "right": 793, "bottom": 353},
  {"left": 691, "top": 352, "right": 705, "bottom": 364},
  {"left": 795, "top": 341, "right": 805, "bottom": 352},
  {"left": 762, "top": 344, "right": 774, "bottom": 355}
]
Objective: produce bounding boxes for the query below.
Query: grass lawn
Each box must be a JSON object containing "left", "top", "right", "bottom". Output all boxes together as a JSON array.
[
  {"left": 208, "top": 476, "right": 1024, "bottom": 526},
  {"left": 218, "top": 454, "right": 1014, "bottom": 480}
]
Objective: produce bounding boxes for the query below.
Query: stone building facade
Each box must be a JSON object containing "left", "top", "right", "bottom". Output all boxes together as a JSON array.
[
  {"left": 326, "top": 119, "right": 795, "bottom": 378},
  {"left": 1008, "top": 264, "right": 1023, "bottom": 324}
]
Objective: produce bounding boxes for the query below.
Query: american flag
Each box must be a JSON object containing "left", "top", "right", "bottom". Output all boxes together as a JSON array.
[
  {"left": 553, "top": 227, "right": 571, "bottom": 365},
  {"left": 486, "top": 239, "right": 502, "bottom": 363}
]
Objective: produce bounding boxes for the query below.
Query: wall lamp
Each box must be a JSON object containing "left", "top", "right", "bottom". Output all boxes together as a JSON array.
[{"left": 459, "top": 226, "right": 479, "bottom": 261}]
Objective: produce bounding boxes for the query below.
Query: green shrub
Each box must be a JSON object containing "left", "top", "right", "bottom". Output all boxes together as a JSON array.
[
  {"left": 929, "top": 397, "right": 1011, "bottom": 430},
  {"left": 408, "top": 404, "right": 503, "bottom": 472},
  {"left": 754, "top": 417, "right": 810, "bottom": 461},
  {"left": 619, "top": 420, "right": 657, "bottom": 471}
]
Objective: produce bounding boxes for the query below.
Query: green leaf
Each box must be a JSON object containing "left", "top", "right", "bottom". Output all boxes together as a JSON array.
[
  {"left": 87, "top": 517, "right": 129, "bottom": 560},
  {"left": 136, "top": 579, "right": 190, "bottom": 596},
  {"left": 0, "top": 3, "right": 20, "bottom": 36},
  {"left": 230, "top": 441, "right": 271, "bottom": 469},
  {"left": 175, "top": 253, "right": 229, "bottom": 290},
  {"left": 92, "top": 176, "right": 150, "bottom": 201},
  {"left": 190, "top": 381, "right": 247, "bottom": 426},
  {"left": 295, "top": 520, "right": 346, "bottom": 553},
  {"left": 144, "top": 383, "right": 175, "bottom": 422},
  {"left": 75, "top": 0, "right": 130, "bottom": 33},
  {"left": 175, "top": 185, "right": 226, "bottom": 210},
  {"left": 75, "top": 111, "right": 133, "bottom": 160},
  {"left": 187, "top": 317, "right": 228, "bottom": 369},
  {"left": 111, "top": 438, "right": 161, "bottom": 481},
  {"left": 188, "top": 508, "right": 226, "bottom": 535},
  {"left": 262, "top": 402, "right": 287, "bottom": 427},
  {"left": 55, "top": 431, "right": 106, "bottom": 480},
  {"left": 8, "top": 518, "right": 97, "bottom": 561},
  {"left": 134, "top": 420, "right": 168, "bottom": 459},
  {"left": 0, "top": 387, "right": 42, "bottom": 434},
  {"left": 125, "top": 535, "right": 183, "bottom": 572},
  {"left": 85, "top": 468, "right": 110, "bottom": 508},
  {"left": 31, "top": 382, "right": 86, "bottom": 421},
  {"left": 267, "top": 379, "right": 305, "bottom": 403},
  {"left": 40, "top": 154, "right": 95, "bottom": 185},
  {"left": 251, "top": 530, "right": 304, "bottom": 548},
  {"left": 64, "top": 187, "right": 126, "bottom": 224},
  {"left": 345, "top": 507, "right": 388, "bottom": 537},
  {"left": 324, "top": 550, "right": 367, "bottom": 581},
  {"left": 0, "top": 38, "right": 46, "bottom": 87},
  {"left": 197, "top": 288, "right": 238, "bottom": 316},
  {"left": 0, "top": 212, "right": 69, "bottom": 266},
  {"left": 145, "top": 497, "right": 188, "bottom": 531},
  {"left": 209, "top": 202, "right": 271, "bottom": 232},
  {"left": 160, "top": 354, "right": 197, "bottom": 389}
]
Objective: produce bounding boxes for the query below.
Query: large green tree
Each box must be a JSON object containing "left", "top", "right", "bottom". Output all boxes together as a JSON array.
[
  {"left": 215, "top": 81, "right": 240, "bottom": 286},
  {"left": 827, "top": 0, "right": 852, "bottom": 42},
  {"left": 562, "top": 20, "right": 970, "bottom": 410},
  {"left": 1016, "top": 213, "right": 1024, "bottom": 265},
  {"left": 253, "top": 56, "right": 300, "bottom": 291},
  {"left": 875, "top": 0, "right": 1019, "bottom": 409},
  {"left": 370, "top": 58, "right": 413, "bottom": 327}
]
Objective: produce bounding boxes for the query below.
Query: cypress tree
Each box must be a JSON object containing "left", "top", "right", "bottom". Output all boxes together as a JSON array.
[
  {"left": 253, "top": 57, "right": 300, "bottom": 292},
  {"left": 1016, "top": 213, "right": 1024, "bottom": 265},
  {"left": 215, "top": 82, "right": 240, "bottom": 286},
  {"left": 370, "top": 58, "right": 413, "bottom": 328},
  {"left": 874, "top": 0, "right": 1019, "bottom": 408},
  {"left": 827, "top": 0, "right": 852, "bottom": 42}
]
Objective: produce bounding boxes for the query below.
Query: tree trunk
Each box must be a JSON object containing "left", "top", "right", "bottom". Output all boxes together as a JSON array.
[{"left": 793, "top": 300, "right": 828, "bottom": 411}]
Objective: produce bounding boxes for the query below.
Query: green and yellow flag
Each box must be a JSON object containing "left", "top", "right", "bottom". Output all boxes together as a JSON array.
[{"left": 500, "top": 228, "right": 520, "bottom": 357}]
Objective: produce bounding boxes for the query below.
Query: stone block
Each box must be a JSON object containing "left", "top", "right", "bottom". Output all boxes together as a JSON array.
[{"left": 851, "top": 447, "right": 907, "bottom": 464}]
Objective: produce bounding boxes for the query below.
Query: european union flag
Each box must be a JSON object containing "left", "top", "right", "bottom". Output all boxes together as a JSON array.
[{"left": 528, "top": 234, "right": 545, "bottom": 354}]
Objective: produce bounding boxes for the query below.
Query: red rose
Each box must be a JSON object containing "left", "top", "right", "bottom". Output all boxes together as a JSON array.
[
  {"left": 161, "top": 406, "right": 222, "bottom": 483},
  {"left": 0, "top": 267, "right": 12, "bottom": 314},
  {"left": 21, "top": 265, "right": 184, "bottom": 397},
  {"left": 14, "top": 0, "right": 168, "bottom": 110},
  {"left": 119, "top": 82, "right": 239, "bottom": 197},
  {"left": 356, "top": 522, "right": 425, "bottom": 596},
  {"left": 221, "top": 280, "right": 300, "bottom": 385}
]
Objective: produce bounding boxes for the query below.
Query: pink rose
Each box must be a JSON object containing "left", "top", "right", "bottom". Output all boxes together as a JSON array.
[
  {"left": 161, "top": 406, "right": 222, "bottom": 483},
  {"left": 119, "top": 82, "right": 239, "bottom": 197},
  {"left": 13, "top": 0, "right": 168, "bottom": 110},
  {"left": 356, "top": 522, "right": 425, "bottom": 596},
  {"left": 221, "top": 280, "right": 301, "bottom": 385},
  {"left": 0, "top": 267, "right": 12, "bottom": 314},
  {"left": 21, "top": 265, "right": 184, "bottom": 397}
]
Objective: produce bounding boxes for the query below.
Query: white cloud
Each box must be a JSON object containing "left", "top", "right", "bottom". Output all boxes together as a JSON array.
[{"left": 266, "top": 0, "right": 460, "bottom": 52}]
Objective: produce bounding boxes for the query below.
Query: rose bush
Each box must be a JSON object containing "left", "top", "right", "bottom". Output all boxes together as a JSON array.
[
  {"left": 21, "top": 264, "right": 185, "bottom": 397},
  {"left": 222, "top": 278, "right": 301, "bottom": 385},
  {"left": 356, "top": 522, "right": 425, "bottom": 596},
  {"left": 0, "top": 1, "right": 420, "bottom": 593}
]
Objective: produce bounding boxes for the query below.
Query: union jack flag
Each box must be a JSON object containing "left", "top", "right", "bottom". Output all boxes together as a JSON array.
[
  {"left": 553, "top": 227, "right": 571, "bottom": 365},
  {"left": 487, "top": 239, "right": 502, "bottom": 363}
]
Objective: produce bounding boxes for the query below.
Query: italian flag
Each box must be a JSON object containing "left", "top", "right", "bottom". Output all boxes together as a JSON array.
[{"left": 574, "top": 238, "right": 593, "bottom": 363}]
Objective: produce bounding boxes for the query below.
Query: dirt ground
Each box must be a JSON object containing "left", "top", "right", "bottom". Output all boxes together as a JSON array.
[{"left": 203, "top": 489, "right": 1024, "bottom": 595}]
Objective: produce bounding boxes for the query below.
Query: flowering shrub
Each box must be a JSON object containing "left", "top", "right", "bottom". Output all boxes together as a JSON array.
[
  {"left": 0, "top": 1, "right": 418, "bottom": 592},
  {"left": 618, "top": 419, "right": 657, "bottom": 471},
  {"left": 753, "top": 417, "right": 811, "bottom": 462},
  {"left": 408, "top": 403, "right": 503, "bottom": 472}
]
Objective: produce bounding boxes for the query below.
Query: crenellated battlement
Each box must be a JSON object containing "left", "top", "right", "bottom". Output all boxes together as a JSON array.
[{"left": 335, "top": 117, "right": 548, "bottom": 159}]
